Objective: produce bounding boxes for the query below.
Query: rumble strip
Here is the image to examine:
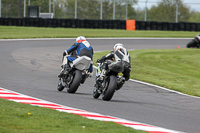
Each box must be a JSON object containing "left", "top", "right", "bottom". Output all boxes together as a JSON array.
[{"left": 0, "top": 87, "right": 183, "bottom": 133}]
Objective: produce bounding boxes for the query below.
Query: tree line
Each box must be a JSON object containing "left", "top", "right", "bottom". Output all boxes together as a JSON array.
[{"left": 1, "top": 0, "right": 200, "bottom": 23}]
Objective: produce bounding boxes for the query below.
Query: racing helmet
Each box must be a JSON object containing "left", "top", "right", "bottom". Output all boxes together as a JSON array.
[
  {"left": 113, "top": 43, "right": 130, "bottom": 63},
  {"left": 76, "top": 36, "right": 86, "bottom": 43}
]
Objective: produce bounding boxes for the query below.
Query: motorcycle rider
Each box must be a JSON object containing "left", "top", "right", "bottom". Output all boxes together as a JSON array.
[
  {"left": 58, "top": 36, "right": 93, "bottom": 78},
  {"left": 96, "top": 43, "right": 131, "bottom": 89}
]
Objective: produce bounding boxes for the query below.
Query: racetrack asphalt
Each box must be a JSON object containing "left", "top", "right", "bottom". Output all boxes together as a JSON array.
[{"left": 0, "top": 38, "right": 200, "bottom": 133}]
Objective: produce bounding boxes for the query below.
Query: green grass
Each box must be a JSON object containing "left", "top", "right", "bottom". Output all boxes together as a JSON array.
[
  {"left": 0, "top": 98, "right": 146, "bottom": 133},
  {"left": 0, "top": 26, "right": 199, "bottom": 39},
  {"left": 94, "top": 49, "right": 200, "bottom": 97}
]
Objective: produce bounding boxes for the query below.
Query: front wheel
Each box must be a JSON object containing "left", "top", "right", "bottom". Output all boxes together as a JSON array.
[
  {"left": 102, "top": 75, "right": 117, "bottom": 101},
  {"left": 187, "top": 39, "right": 197, "bottom": 48},
  {"left": 93, "top": 84, "right": 101, "bottom": 99},
  {"left": 57, "top": 79, "right": 64, "bottom": 91},
  {"left": 67, "top": 70, "right": 82, "bottom": 93}
]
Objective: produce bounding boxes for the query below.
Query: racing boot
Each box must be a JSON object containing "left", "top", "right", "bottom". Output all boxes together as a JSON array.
[
  {"left": 58, "top": 64, "right": 71, "bottom": 78},
  {"left": 58, "top": 66, "right": 64, "bottom": 78},
  {"left": 116, "top": 77, "right": 125, "bottom": 90}
]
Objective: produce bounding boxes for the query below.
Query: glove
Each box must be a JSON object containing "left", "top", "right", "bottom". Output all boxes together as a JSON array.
[{"left": 63, "top": 50, "right": 68, "bottom": 57}]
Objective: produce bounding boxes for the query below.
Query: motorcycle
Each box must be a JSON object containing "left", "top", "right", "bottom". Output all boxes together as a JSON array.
[
  {"left": 57, "top": 56, "right": 92, "bottom": 93},
  {"left": 187, "top": 34, "right": 200, "bottom": 48},
  {"left": 93, "top": 60, "right": 126, "bottom": 101}
]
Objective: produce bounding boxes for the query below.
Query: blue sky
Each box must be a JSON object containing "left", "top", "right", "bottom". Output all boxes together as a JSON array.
[{"left": 135, "top": 0, "right": 200, "bottom": 12}]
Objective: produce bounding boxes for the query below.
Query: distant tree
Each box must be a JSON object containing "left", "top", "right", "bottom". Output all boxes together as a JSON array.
[
  {"left": 1, "top": 0, "right": 20, "bottom": 18},
  {"left": 178, "top": 1, "right": 190, "bottom": 22},
  {"left": 61, "top": 0, "right": 137, "bottom": 20},
  {"left": 114, "top": 0, "right": 137, "bottom": 20},
  {"left": 18, "top": 0, "right": 22, "bottom": 17},
  {"left": 65, "top": 0, "right": 110, "bottom": 20},
  {"left": 1, "top": 0, "right": 48, "bottom": 18},
  {"left": 147, "top": 0, "right": 190, "bottom": 22},
  {"left": 134, "top": 9, "right": 145, "bottom": 21},
  {"left": 102, "top": 0, "right": 113, "bottom": 20},
  {"left": 53, "top": 0, "right": 66, "bottom": 18},
  {"left": 77, "top": 0, "right": 100, "bottom": 19},
  {"left": 1, "top": 0, "right": 138, "bottom": 20},
  {"left": 127, "top": 4, "right": 136, "bottom": 19},
  {"left": 188, "top": 11, "right": 200, "bottom": 23}
]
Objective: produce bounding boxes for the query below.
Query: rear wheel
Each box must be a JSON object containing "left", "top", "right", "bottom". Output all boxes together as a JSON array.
[
  {"left": 102, "top": 76, "right": 117, "bottom": 101},
  {"left": 67, "top": 70, "right": 82, "bottom": 93},
  {"left": 57, "top": 79, "right": 64, "bottom": 91}
]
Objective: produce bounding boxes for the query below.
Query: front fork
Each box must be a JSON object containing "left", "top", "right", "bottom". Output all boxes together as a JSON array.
[
  {"left": 95, "top": 76, "right": 108, "bottom": 94},
  {"left": 61, "top": 73, "right": 73, "bottom": 88}
]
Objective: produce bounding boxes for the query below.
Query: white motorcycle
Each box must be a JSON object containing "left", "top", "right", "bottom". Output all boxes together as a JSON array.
[
  {"left": 57, "top": 56, "right": 92, "bottom": 93},
  {"left": 93, "top": 60, "right": 126, "bottom": 101}
]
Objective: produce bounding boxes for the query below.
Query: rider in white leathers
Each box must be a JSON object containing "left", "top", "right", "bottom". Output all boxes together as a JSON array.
[{"left": 96, "top": 43, "right": 131, "bottom": 89}]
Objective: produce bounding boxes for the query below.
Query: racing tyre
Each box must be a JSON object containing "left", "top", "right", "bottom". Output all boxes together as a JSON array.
[
  {"left": 102, "top": 75, "right": 117, "bottom": 101},
  {"left": 67, "top": 70, "right": 82, "bottom": 93},
  {"left": 57, "top": 79, "right": 64, "bottom": 91},
  {"left": 187, "top": 39, "right": 197, "bottom": 48}
]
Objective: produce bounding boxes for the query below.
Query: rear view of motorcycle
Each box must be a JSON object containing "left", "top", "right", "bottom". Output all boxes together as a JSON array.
[
  {"left": 93, "top": 43, "right": 131, "bottom": 101},
  {"left": 93, "top": 61, "right": 126, "bottom": 101},
  {"left": 57, "top": 56, "right": 92, "bottom": 93},
  {"left": 187, "top": 34, "right": 200, "bottom": 48}
]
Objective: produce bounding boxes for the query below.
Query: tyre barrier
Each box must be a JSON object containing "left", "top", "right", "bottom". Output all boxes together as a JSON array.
[
  {"left": 0, "top": 17, "right": 200, "bottom": 31},
  {"left": 0, "top": 17, "right": 125, "bottom": 29}
]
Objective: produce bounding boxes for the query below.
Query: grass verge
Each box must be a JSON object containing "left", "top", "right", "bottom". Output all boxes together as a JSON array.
[
  {"left": 0, "top": 26, "right": 199, "bottom": 39},
  {"left": 0, "top": 98, "right": 146, "bottom": 133},
  {"left": 93, "top": 48, "right": 200, "bottom": 97}
]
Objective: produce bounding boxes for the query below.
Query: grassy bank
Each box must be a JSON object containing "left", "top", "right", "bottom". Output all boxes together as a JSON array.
[
  {"left": 0, "top": 98, "right": 146, "bottom": 133},
  {"left": 0, "top": 26, "right": 198, "bottom": 39},
  {"left": 94, "top": 48, "right": 200, "bottom": 97}
]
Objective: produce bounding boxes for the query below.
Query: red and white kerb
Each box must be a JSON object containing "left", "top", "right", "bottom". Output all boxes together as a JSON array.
[{"left": 0, "top": 87, "right": 183, "bottom": 133}]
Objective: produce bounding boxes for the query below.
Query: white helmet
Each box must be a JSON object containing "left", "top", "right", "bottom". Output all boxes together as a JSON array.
[
  {"left": 113, "top": 43, "right": 130, "bottom": 63},
  {"left": 114, "top": 43, "right": 125, "bottom": 51},
  {"left": 76, "top": 36, "right": 86, "bottom": 43}
]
